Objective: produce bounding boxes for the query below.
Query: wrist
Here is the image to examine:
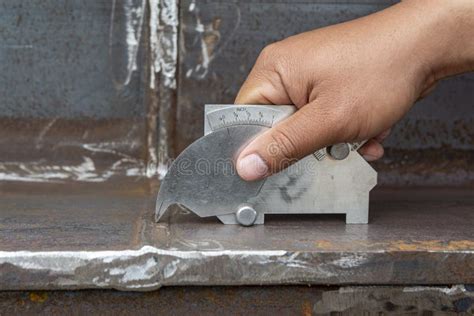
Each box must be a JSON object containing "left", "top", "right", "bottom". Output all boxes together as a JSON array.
[{"left": 404, "top": 0, "right": 474, "bottom": 82}]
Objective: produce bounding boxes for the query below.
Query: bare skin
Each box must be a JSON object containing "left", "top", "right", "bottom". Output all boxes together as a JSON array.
[{"left": 235, "top": 0, "right": 474, "bottom": 181}]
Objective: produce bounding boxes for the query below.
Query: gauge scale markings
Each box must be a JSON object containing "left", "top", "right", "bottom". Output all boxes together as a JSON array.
[
  {"left": 207, "top": 107, "right": 279, "bottom": 132},
  {"left": 206, "top": 105, "right": 364, "bottom": 162}
]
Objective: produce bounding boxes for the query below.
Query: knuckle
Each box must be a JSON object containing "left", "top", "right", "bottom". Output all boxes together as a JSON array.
[
  {"left": 269, "top": 127, "right": 299, "bottom": 162},
  {"left": 256, "top": 41, "right": 294, "bottom": 86},
  {"left": 259, "top": 43, "right": 278, "bottom": 60},
  {"left": 328, "top": 103, "right": 357, "bottom": 140},
  {"left": 257, "top": 42, "right": 284, "bottom": 68}
]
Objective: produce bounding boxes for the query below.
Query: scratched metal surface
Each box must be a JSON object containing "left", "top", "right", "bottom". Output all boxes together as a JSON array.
[
  {"left": 0, "top": 0, "right": 473, "bottom": 292},
  {"left": 0, "top": 179, "right": 473, "bottom": 290},
  {"left": 1, "top": 0, "right": 473, "bottom": 183},
  {"left": 0, "top": 1, "right": 147, "bottom": 118},
  {"left": 177, "top": 0, "right": 474, "bottom": 186},
  {"left": 0, "top": 0, "right": 152, "bottom": 181}
]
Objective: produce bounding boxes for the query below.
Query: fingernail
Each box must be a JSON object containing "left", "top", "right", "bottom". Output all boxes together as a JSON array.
[
  {"left": 237, "top": 153, "right": 269, "bottom": 181},
  {"left": 363, "top": 154, "right": 378, "bottom": 162}
]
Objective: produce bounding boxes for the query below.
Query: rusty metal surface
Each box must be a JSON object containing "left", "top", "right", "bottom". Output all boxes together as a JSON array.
[
  {"left": 0, "top": 0, "right": 154, "bottom": 181},
  {"left": 0, "top": 179, "right": 153, "bottom": 251},
  {"left": 0, "top": 118, "right": 148, "bottom": 182},
  {"left": 0, "top": 286, "right": 472, "bottom": 315},
  {"left": 0, "top": 0, "right": 472, "bottom": 293},
  {"left": 0, "top": 179, "right": 472, "bottom": 290},
  {"left": 162, "top": 187, "right": 474, "bottom": 253},
  {"left": 177, "top": 0, "right": 474, "bottom": 186},
  {"left": 314, "top": 285, "right": 474, "bottom": 315}
]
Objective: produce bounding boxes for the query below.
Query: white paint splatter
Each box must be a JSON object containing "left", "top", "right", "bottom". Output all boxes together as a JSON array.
[
  {"left": 331, "top": 254, "right": 368, "bottom": 269},
  {"left": 35, "top": 118, "right": 58, "bottom": 149},
  {"left": 163, "top": 259, "right": 180, "bottom": 278},
  {"left": 110, "top": 0, "right": 146, "bottom": 88},
  {"left": 187, "top": 11, "right": 213, "bottom": 79},
  {"left": 0, "top": 246, "right": 289, "bottom": 289},
  {"left": 149, "top": 0, "right": 178, "bottom": 89},
  {"left": 174, "top": 238, "right": 225, "bottom": 251},
  {"left": 149, "top": 0, "right": 160, "bottom": 89},
  {"left": 0, "top": 246, "right": 287, "bottom": 267},
  {"left": 109, "top": 258, "right": 156, "bottom": 282},
  {"left": 186, "top": 2, "right": 241, "bottom": 80},
  {"left": 126, "top": 282, "right": 161, "bottom": 289},
  {"left": 0, "top": 156, "right": 146, "bottom": 183},
  {"left": 3, "top": 44, "right": 34, "bottom": 49},
  {"left": 403, "top": 285, "right": 467, "bottom": 295},
  {"left": 82, "top": 141, "right": 137, "bottom": 159},
  {"left": 157, "top": 162, "right": 168, "bottom": 180}
]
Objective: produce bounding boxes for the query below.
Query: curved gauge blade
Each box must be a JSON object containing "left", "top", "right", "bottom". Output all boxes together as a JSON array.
[{"left": 155, "top": 125, "right": 267, "bottom": 222}]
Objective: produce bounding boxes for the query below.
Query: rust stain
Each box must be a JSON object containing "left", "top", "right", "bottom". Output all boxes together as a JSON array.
[
  {"left": 447, "top": 240, "right": 474, "bottom": 250},
  {"left": 212, "top": 17, "right": 222, "bottom": 30},
  {"left": 204, "top": 289, "right": 220, "bottom": 305},
  {"left": 311, "top": 239, "right": 474, "bottom": 252},
  {"left": 29, "top": 292, "right": 48, "bottom": 303},
  {"left": 388, "top": 240, "right": 474, "bottom": 252},
  {"left": 200, "top": 17, "right": 222, "bottom": 61},
  {"left": 301, "top": 300, "right": 313, "bottom": 316},
  {"left": 203, "top": 33, "right": 219, "bottom": 56},
  {"left": 314, "top": 240, "right": 333, "bottom": 249}
]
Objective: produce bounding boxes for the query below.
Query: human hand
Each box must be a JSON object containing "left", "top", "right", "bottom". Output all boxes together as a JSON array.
[{"left": 235, "top": 0, "right": 474, "bottom": 181}]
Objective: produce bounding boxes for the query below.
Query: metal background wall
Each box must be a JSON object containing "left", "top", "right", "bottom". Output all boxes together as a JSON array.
[
  {"left": 0, "top": 1, "right": 147, "bottom": 118},
  {"left": 0, "top": 0, "right": 151, "bottom": 181},
  {"left": 0, "top": 0, "right": 472, "bottom": 186}
]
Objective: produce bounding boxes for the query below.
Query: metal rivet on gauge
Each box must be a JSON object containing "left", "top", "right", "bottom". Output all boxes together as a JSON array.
[
  {"left": 328, "top": 143, "right": 351, "bottom": 160},
  {"left": 235, "top": 204, "right": 257, "bottom": 226}
]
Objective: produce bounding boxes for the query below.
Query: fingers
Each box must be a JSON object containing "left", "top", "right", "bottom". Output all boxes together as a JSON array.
[
  {"left": 358, "top": 128, "right": 391, "bottom": 161},
  {"left": 236, "top": 102, "right": 341, "bottom": 181},
  {"left": 235, "top": 73, "right": 292, "bottom": 105},
  {"left": 235, "top": 79, "right": 274, "bottom": 105},
  {"left": 235, "top": 45, "right": 293, "bottom": 105},
  {"left": 358, "top": 139, "right": 384, "bottom": 161},
  {"left": 418, "top": 82, "right": 438, "bottom": 100},
  {"left": 374, "top": 128, "right": 391, "bottom": 142},
  {"left": 236, "top": 107, "right": 393, "bottom": 180}
]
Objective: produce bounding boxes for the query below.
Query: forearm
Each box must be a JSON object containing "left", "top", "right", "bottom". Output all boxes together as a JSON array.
[{"left": 401, "top": 0, "right": 474, "bottom": 82}]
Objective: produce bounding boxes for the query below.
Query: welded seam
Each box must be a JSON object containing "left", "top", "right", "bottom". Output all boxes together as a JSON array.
[
  {"left": 147, "top": 0, "right": 178, "bottom": 178},
  {"left": 0, "top": 246, "right": 472, "bottom": 291}
]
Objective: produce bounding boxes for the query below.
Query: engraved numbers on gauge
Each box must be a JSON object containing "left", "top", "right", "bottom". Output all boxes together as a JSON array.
[
  {"left": 207, "top": 106, "right": 278, "bottom": 131},
  {"left": 206, "top": 105, "right": 367, "bottom": 163}
]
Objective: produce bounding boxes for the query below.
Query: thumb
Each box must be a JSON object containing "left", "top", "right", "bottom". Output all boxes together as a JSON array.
[{"left": 236, "top": 102, "right": 343, "bottom": 181}]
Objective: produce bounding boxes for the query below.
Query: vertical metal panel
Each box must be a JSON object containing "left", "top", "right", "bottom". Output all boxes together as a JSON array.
[
  {"left": 0, "top": 0, "right": 147, "bottom": 118},
  {"left": 0, "top": 0, "right": 151, "bottom": 181}
]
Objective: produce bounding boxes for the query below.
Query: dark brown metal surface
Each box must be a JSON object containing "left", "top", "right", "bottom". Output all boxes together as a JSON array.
[
  {"left": 0, "top": 179, "right": 153, "bottom": 251},
  {"left": 0, "top": 286, "right": 472, "bottom": 315},
  {"left": 0, "top": 179, "right": 472, "bottom": 289},
  {"left": 163, "top": 186, "right": 474, "bottom": 253}
]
